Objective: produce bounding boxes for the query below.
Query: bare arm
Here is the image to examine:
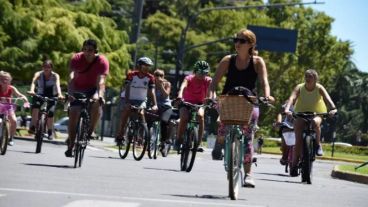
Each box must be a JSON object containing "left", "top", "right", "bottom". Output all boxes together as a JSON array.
[
  {"left": 319, "top": 85, "right": 337, "bottom": 113},
  {"left": 11, "top": 86, "right": 28, "bottom": 102},
  {"left": 28, "top": 71, "right": 41, "bottom": 94},
  {"left": 284, "top": 85, "right": 300, "bottom": 113},
  {"left": 95, "top": 74, "right": 107, "bottom": 98},
  {"left": 149, "top": 88, "right": 157, "bottom": 106},
  {"left": 254, "top": 56, "right": 270, "bottom": 98},
  {"left": 55, "top": 73, "right": 64, "bottom": 98},
  {"left": 156, "top": 80, "right": 171, "bottom": 98},
  {"left": 177, "top": 78, "right": 188, "bottom": 99},
  {"left": 207, "top": 55, "right": 231, "bottom": 99}
]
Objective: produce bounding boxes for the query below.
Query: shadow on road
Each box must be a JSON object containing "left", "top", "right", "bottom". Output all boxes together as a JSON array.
[
  {"left": 144, "top": 167, "right": 181, "bottom": 172},
  {"left": 167, "top": 194, "right": 244, "bottom": 201},
  {"left": 258, "top": 178, "right": 301, "bottom": 184},
  {"left": 89, "top": 155, "right": 124, "bottom": 160},
  {"left": 8, "top": 149, "right": 35, "bottom": 154},
  {"left": 256, "top": 172, "right": 290, "bottom": 177},
  {"left": 23, "top": 163, "right": 74, "bottom": 169}
]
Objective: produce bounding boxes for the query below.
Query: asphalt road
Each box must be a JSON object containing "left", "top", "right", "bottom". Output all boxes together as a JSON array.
[{"left": 0, "top": 139, "right": 367, "bottom": 207}]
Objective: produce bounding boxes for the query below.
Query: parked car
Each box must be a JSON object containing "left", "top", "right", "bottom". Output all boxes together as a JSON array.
[{"left": 54, "top": 117, "right": 68, "bottom": 133}]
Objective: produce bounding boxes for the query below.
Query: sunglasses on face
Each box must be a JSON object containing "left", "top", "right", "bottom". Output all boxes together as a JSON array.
[
  {"left": 155, "top": 74, "right": 163, "bottom": 77},
  {"left": 82, "top": 48, "right": 95, "bottom": 53},
  {"left": 233, "top": 37, "right": 248, "bottom": 44}
]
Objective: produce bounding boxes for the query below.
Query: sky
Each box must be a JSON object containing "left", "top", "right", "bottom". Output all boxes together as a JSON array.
[{"left": 308, "top": 0, "right": 368, "bottom": 72}]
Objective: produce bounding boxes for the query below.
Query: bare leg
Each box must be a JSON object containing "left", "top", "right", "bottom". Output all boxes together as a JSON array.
[
  {"left": 30, "top": 108, "right": 39, "bottom": 129},
  {"left": 116, "top": 105, "right": 131, "bottom": 139},
  {"left": 177, "top": 107, "right": 189, "bottom": 144},
  {"left": 67, "top": 107, "right": 81, "bottom": 150},
  {"left": 197, "top": 107, "right": 205, "bottom": 145},
  {"left": 89, "top": 102, "right": 101, "bottom": 134},
  {"left": 292, "top": 118, "right": 305, "bottom": 167}
]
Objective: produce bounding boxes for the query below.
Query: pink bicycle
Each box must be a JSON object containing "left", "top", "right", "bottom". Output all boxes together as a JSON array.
[{"left": 0, "top": 98, "right": 18, "bottom": 155}]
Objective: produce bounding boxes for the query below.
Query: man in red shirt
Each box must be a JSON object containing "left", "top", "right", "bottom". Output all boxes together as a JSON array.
[{"left": 65, "top": 39, "right": 109, "bottom": 157}]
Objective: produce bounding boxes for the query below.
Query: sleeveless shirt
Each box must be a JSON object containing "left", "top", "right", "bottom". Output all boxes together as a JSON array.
[
  {"left": 294, "top": 83, "right": 327, "bottom": 113},
  {"left": 222, "top": 55, "right": 258, "bottom": 94},
  {"left": 36, "top": 72, "right": 58, "bottom": 97},
  {"left": 0, "top": 85, "right": 13, "bottom": 98}
]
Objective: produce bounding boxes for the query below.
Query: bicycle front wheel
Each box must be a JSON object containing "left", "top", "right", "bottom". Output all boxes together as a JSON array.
[
  {"left": 74, "top": 115, "right": 87, "bottom": 168},
  {"left": 147, "top": 122, "right": 160, "bottom": 159},
  {"left": 185, "top": 127, "right": 198, "bottom": 172},
  {"left": 0, "top": 119, "right": 9, "bottom": 155},
  {"left": 132, "top": 123, "right": 149, "bottom": 161},
  {"left": 35, "top": 114, "right": 46, "bottom": 153},
  {"left": 228, "top": 135, "right": 241, "bottom": 200},
  {"left": 301, "top": 135, "right": 314, "bottom": 184}
]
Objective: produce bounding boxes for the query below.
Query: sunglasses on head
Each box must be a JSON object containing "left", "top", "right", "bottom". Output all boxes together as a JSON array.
[{"left": 233, "top": 37, "right": 248, "bottom": 44}]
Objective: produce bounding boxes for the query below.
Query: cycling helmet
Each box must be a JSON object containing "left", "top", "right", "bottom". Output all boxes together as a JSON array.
[
  {"left": 137, "top": 57, "right": 154, "bottom": 66},
  {"left": 193, "top": 60, "right": 210, "bottom": 74}
]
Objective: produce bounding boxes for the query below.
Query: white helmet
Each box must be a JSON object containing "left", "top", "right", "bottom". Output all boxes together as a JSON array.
[{"left": 137, "top": 57, "right": 154, "bottom": 66}]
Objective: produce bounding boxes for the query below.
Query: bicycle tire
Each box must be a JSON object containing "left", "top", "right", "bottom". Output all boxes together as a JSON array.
[
  {"left": 180, "top": 130, "right": 189, "bottom": 171},
  {"left": 228, "top": 133, "right": 241, "bottom": 200},
  {"left": 74, "top": 115, "right": 87, "bottom": 168},
  {"left": 301, "top": 135, "right": 313, "bottom": 184},
  {"left": 148, "top": 122, "right": 160, "bottom": 159},
  {"left": 118, "top": 123, "right": 131, "bottom": 159},
  {"left": 185, "top": 127, "right": 199, "bottom": 172},
  {"left": 0, "top": 119, "right": 9, "bottom": 155},
  {"left": 35, "top": 114, "right": 46, "bottom": 153},
  {"left": 132, "top": 123, "right": 148, "bottom": 161},
  {"left": 74, "top": 143, "right": 80, "bottom": 168}
]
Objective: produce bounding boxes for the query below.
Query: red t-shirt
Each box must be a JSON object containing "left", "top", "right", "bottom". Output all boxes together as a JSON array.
[
  {"left": 183, "top": 74, "right": 212, "bottom": 104},
  {"left": 70, "top": 52, "right": 109, "bottom": 91}
]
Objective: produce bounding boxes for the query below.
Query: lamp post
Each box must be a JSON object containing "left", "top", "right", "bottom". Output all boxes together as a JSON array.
[{"left": 174, "top": 1, "right": 324, "bottom": 95}]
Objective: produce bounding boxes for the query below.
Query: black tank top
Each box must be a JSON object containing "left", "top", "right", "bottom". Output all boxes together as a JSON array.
[{"left": 222, "top": 55, "right": 258, "bottom": 94}]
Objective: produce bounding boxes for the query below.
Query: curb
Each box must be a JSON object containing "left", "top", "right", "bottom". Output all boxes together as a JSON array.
[{"left": 331, "top": 165, "right": 368, "bottom": 185}]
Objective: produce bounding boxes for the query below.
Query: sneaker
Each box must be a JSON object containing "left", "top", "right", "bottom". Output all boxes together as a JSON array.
[
  {"left": 115, "top": 137, "right": 125, "bottom": 146},
  {"left": 64, "top": 149, "right": 73, "bottom": 157},
  {"left": 316, "top": 144, "right": 324, "bottom": 156},
  {"left": 47, "top": 132, "right": 53, "bottom": 140},
  {"left": 280, "top": 158, "right": 287, "bottom": 166},
  {"left": 211, "top": 143, "right": 223, "bottom": 160},
  {"left": 28, "top": 126, "right": 35, "bottom": 134},
  {"left": 290, "top": 166, "right": 298, "bottom": 177},
  {"left": 197, "top": 147, "right": 204, "bottom": 152},
  {"left": 8, "top": 137, "right": 14, "bottom": 146},
  {"left": 243, "top": 175, "right": 255, "bottom": 188}
]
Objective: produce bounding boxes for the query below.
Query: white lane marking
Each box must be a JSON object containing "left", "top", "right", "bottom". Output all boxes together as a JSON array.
[
  {"left": 86, "top": 146, "right": 101, "bottom": 151},
  {"left": 0, "top": 193, "right": 6, "bottom": 197},
  {"left": 63, "top": 200, "right": 140, "bottom": 207},
  {"left": 0, "top": 187, "right": 261, "bottom": 207}
]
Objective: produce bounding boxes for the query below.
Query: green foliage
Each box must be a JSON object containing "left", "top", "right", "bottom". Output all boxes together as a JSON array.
[{"left": 0, "top": 0, "right": 131, "bottom": 89}]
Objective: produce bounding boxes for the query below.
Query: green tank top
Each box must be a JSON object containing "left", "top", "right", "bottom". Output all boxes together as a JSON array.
[{"left": 294, "top": 83, "right": 327, "bottom": 113}]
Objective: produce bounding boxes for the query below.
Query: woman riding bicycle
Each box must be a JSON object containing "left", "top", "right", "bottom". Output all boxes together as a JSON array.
[
  {"left": 284, "top": 69, "right": 337, "bottom": 177},
  {"left": 28, "top": 59, "right": 64, "bottom": 140},
  {"left": 207, "top": 28, "right": 273, "bottom": 188},
  {"left": 176, "top": 61, "right": 212, "bottom": 152}
]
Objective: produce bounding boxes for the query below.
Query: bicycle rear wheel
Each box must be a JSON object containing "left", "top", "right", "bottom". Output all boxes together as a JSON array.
[
  {"left": 0, "top": 119, "right": 9, "bottom": 155},
  {"left": 228, "top": 133, "right": 241, "bottom": 200},
  {"left": 301, "top": 135, "right": 314, "bottom": 184},
  {"left": 132, "top": 123, "right": 148, "bottom": 161},
  {"left": 35, "top": 114, "right": 46, "bottom": 153},
  {"left": 148, "top": 122, "right": 160, "bottom": 159}
]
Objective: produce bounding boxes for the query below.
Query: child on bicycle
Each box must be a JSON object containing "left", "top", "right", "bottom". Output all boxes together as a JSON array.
[
  {"left": 176, "top": 61, "right": 212, "bottom": 152},
  {"left": 0, "top": 71, "right": 29, "bottom": 146},
  {"left": 115, "top": 57, "right": 158, "bottom": 145},
  {"left": 284, "top": 69, "right": 337, "bottom": 176}
]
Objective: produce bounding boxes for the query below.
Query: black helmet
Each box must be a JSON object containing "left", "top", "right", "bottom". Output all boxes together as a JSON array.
[
  {"left": 193, "top": 60, "right": 210, "bottom": 74},
  {"left": 137, "top": 57, "right": 154, "bottom": 66}
]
